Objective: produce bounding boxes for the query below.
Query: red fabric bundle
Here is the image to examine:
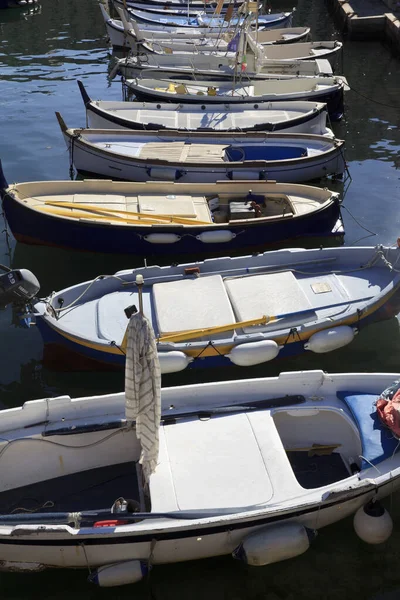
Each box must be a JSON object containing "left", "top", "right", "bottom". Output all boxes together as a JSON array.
[{"left": 376, "top": 388, "right": 400, "bottom": 437}]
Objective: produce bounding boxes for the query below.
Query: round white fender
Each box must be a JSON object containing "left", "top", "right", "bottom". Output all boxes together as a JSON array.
[
  {"left": 227, "top": 340, "right": 280, "bottom": 366},
  {"left": 233, "top": 523, "right": 314, "bottom": 566},
  {"left": 304, "top": 326, "right": 356, "bottom": 353},
  {"left": 196, "top": 230, "right": 235, "bottom": 244},
  {"left": 89, "top": 560, "right": 148, "bottom": 587},
  {"left": 353, "top": 500, "right": 393, "bottom": 544},
  {"left": 158, "top": 351, "right": 193, "bottom": 374},
  {"left": 144, "top": 233, "right": 181, "bottom": 244}
]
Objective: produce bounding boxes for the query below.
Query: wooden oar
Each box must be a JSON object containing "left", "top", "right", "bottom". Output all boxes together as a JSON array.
[
  {"left": 42, "top": 201, "right": 211, "bottom": 225},
  {"left": 158, "top": 315, "right": 268, "bottom": 343}
]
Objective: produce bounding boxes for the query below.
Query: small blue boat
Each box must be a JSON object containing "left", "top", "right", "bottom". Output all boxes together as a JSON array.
[{"left": 29, "top": 245, "right": 400, "bottom": 372}]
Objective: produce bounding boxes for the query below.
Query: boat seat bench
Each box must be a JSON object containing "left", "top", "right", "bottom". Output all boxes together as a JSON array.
[{"left": 337, "top": 392, "right": 400, "bottom": 469}]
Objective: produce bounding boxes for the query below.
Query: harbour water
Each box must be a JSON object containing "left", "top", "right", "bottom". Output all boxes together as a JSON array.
[{"left": 0, "top": 0, "right": 400, "bottom": 596}]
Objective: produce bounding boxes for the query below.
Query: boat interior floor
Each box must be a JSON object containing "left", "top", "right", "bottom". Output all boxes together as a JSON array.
[
  {"left": 0, "top": 462, "right": 142, "bottom": 515},
  {"left": 287, "top": 451, "right": 350, "bottom": 489}
]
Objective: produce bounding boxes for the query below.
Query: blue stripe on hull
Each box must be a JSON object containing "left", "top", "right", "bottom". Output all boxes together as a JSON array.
[
  {"left": 3, "top": 194, "right": 342, "bottom": 256},
  {"left": 35, "top": 287, "right": 400, "bottom": 371}
]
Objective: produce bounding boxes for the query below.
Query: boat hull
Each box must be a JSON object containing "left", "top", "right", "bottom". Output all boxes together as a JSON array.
[{"left": 0, "top": 478, "right": 396, "bottom": 570}]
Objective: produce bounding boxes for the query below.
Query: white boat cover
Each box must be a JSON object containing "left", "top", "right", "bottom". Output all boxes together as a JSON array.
[
  {"left": 125, "top": 312, "right": 161, "bottom": 483},
  {"left": 150, "top": 411, "right": 281, "bottom": 512},
  {"left": 153, "top": 274, "right": 236, "bottom": 336},
  {"left": 225, "top": 271, "right": 313, "bottom": 331}
]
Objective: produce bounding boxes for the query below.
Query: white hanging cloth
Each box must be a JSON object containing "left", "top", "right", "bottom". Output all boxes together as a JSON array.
[{"left": 125, "top": 312, "right": 161, "bottom": 484}]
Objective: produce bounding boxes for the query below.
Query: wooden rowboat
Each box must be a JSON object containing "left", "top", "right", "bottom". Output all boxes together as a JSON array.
[{"left": 0, "top": 168, "right": 343, "bottom": 256}]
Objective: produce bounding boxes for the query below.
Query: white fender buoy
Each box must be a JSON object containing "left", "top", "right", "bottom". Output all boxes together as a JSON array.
[
  {"left": 233, "top": 523, "right": 315, "bottom": 566},
  {"left": 353, "top": 500, "right": 393, "bottom": 544},
  {"left": 196, "top": 230, "right": 235, "bottom": 244},
  {"left": 304, "top": 326, "right": 356, "bottom": 354},
  {"left": 158, "top": 351, "right": 193, "bottom": 374},
  {"left": 89, "top": 560, "right": 148, "bottom": 587},
  {"left": 144, "top": 233, "right": 181, "bottom": 244},
  {"left": 227, "top": 341, "right": 280, "bottom": 367}
]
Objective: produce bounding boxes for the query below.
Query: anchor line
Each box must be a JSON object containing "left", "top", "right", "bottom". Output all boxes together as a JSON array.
[{"left": 348, "top": 86, "right": 400, "bottom": 110}]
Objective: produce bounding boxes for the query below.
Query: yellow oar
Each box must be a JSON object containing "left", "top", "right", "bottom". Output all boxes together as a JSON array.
[
  {"left": 158, "top": 315, "right": 268, "bottom": 343},
  {"left": 43, "top": 201, "right": 210, "bottom": 226},
  {"left": 38, "top": 206, "right": 180, "bottom": 226}
]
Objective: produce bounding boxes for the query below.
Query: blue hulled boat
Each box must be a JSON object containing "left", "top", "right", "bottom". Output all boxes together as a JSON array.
[
  {"left": 0, "top": 168, "right": 342, "bottom": 256},
  {"left": 29, "top": 245, "right": 400, "bottom": 372}
]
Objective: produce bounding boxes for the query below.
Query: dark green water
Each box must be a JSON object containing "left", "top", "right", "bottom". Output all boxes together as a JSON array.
[{"left": 1, "top": 0, "right": 400, "bottom": 597}]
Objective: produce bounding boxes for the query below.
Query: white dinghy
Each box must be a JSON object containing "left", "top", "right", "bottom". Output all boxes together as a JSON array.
[
  {"left": 126, "top": 76, "right": 347, "bottom": 121},
  {"left": 133, "top": 34, "right": 324, "bottom": 55},
  {"left": 78, "top": 82, "right": 332, "bottom": 135},
  {"left": 114, "top": 52, "right": 334, "bottom": 80},
  {"left": 0, "top": 367, "right": 399, "bottom": 585},
  {"left": 31, "top": 244, "right": 400, "bottom": 372},
  {"left": 138, "top": 37, "right": 342, "bottom": 64},
  {"left": 56, "top": 113, "right": 345, "bottom": 184}
]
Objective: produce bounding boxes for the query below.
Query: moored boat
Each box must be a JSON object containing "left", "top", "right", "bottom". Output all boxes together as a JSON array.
[
  {"left": 0, "top": 368, "right": 398, "bottom": 583},
  {"left": 0, "top": 169, "right": 343, "bottom": 256},
  {"left": 78, "top": 81, "right": 333, "bottom": 135},
  {"left": 128, "top": 7, "right": 293, "bottom": 29},
  {"left": 56, "top": 114, "right": 345, "bottom": 184},
  {"left": 138, "top": 37, "right": 342, "bottom": 64},
  {"left": 129, "top": 26, "right": 311, "bottom": 52},
  {"left": 114, "top": 52, "right": 334, "bottom": 81},
  {"left": 30, "top": 245, "right": 400, "bottom": 371},
  {"left": 125, "top": 76, "right": 347, "bottom": 121}
]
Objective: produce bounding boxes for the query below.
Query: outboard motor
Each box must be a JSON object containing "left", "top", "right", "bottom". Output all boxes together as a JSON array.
[{"left": 0, "top": 265, "right": 40, "bottom": 310}]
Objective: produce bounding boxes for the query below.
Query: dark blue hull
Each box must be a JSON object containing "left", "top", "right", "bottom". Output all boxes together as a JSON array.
[{"left": 3, "top": 193, "right": 343, "bottom": 257}]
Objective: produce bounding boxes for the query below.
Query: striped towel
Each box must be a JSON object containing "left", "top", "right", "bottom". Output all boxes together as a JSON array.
[{"left": 125, "top": 312, "right": 161, "bottom": 483}]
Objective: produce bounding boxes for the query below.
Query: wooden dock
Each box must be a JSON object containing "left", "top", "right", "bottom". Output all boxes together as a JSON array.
[{"left": 328, "top": 0, "right": 400, "bottom": 51}]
